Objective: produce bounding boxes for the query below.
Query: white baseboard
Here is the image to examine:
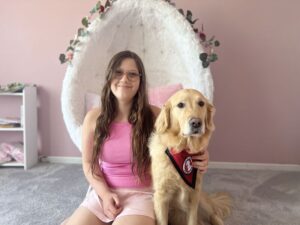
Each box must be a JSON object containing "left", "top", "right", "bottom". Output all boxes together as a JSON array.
[
  {"left": 40, "top": 157, "right": 300, "bottom": 171},
  {"left": 209, "top": 161, "right": 300, "bottom": 171},
  {"left": 40, "top": 156, "right": 82, "bottom": 164}
]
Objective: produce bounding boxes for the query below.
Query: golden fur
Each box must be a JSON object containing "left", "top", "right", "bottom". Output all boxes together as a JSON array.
[{"left": 149, "top": 89, "right": 231, "bottom": 225}]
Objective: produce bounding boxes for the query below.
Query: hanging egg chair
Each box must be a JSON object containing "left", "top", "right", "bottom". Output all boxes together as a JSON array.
[{"left": 61, "top": 0, "right": 214, "bottom": 150}]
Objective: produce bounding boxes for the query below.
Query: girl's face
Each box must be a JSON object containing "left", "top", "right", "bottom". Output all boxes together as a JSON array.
[{"left": 110, "top": 58, "right": 141, "bottom": 103}]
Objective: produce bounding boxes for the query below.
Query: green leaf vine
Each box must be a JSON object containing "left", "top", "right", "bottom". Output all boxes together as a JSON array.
[{"left": 59, "top": 0, "right": 220, "bottom": 69}]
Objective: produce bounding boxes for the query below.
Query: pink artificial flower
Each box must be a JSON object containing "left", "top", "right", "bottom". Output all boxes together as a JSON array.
[
  {"left": 66, "top": 51, "right": 74, "bottom": 61},
  {"left": 199, "top": 32, "right": 206, "bottom": 42},
  {"left": 99, "top": 5, "right": 105, "bottom": 13}
]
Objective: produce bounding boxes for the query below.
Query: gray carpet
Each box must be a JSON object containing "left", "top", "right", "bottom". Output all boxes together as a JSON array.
[{"left": 0, "top": 163, "right": 299, "bottom": 225}]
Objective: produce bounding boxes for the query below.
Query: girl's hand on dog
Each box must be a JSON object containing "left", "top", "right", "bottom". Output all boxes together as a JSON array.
[
  {"left": 101, "top": 191, "right": 123, "bottom": 219},
  {"left": 192, "top": 149, "right": 209, "bottom": 174}
]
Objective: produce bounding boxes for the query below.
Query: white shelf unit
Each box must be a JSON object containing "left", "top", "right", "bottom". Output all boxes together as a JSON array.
[{"left": 0, "top": 86, "right": 38, "bottom": 170}]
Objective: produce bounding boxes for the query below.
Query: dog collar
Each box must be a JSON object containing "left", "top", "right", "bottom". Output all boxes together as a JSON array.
[{"left": 165, "top": 148, "right": 197, "bottom": 189}]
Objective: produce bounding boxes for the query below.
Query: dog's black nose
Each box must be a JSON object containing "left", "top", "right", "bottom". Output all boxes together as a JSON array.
[{"left": 190, "top": 118, "right": 202, "bottom": 129}]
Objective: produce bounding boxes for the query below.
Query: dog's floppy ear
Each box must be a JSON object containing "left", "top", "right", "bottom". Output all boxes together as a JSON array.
[
  {"left": 205, "top": 101, "right": 215, "bottom": 132},
  {"left": 155, "top": 103, "right": 170, "bottom": 134}
]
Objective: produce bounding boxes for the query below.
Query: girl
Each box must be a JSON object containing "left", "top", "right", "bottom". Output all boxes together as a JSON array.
[{"left": 63, "top": 51, "right": 209, "bottom": 225}]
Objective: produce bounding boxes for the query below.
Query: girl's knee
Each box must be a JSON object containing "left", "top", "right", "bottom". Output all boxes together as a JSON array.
[
  {"left": 113, "top": 215, "right": 155, "bottom": 225},
  {"left": 60, "top": 218, "right": 69, "bottom": 225},
  {"left": 63, "top": 207, "right": 105, "bottom": 225}
]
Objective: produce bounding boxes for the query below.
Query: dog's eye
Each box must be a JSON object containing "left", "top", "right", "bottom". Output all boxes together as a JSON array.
[
  {"left": 177, "top": 102, "right": 185, "bottom": 108},
  {"left": 198, "top": 101, "right": 205, "bottom": 107}
]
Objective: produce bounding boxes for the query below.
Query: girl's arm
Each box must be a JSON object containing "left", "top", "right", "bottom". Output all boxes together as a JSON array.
[
  {"left": 81, "top": 108, "right": 110, "bottom": 197},
  {"left": 192, "top": 150, "right": 209, "bottom": 174},
  {"left": 81, "top": 108, "right": 122, "bottom": 219}
]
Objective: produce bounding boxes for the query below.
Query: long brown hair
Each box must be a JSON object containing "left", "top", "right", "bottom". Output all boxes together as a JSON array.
[{"left": 91, "top": 51, "right": 154, "bottom": 181}]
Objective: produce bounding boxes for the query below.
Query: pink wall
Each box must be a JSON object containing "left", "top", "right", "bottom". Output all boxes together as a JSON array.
[{"left": 1, "top": 0, "right": 299, "bottom": 164}]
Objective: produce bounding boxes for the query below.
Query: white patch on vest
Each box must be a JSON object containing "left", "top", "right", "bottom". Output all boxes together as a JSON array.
[{"left": 183, "top": 156, "right": 193, "bottom": 174}]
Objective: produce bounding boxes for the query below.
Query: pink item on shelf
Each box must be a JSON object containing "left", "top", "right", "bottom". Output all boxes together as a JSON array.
[
  {"left": 0, "top": 148, "right": 12, "bottom": 163},
  {"left": 0, "top": 142, "right": 24, "bottom": 163}
]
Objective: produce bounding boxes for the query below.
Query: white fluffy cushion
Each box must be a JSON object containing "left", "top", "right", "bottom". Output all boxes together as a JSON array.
[{"left": 85, "top": 92, "right": 101, "bottom": 113}]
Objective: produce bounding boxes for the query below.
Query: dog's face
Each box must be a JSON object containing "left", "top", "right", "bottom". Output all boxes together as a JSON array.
[{"left": 155, "top": 89, "right": 215, "bottom": 152}]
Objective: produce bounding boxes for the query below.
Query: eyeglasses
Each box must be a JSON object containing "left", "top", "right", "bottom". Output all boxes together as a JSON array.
[{"left": 113, "top": 69, "right": 141, "bottom": 82}]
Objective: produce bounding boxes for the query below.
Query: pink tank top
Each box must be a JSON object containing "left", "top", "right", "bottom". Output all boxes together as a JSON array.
[{"left": 99, "top": 121, "right": 151, "bottom": 188}]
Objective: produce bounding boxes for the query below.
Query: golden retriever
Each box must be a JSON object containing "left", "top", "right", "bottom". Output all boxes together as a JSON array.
[{"left": 149, "top": 89, "right": 231, "bottom": 225}]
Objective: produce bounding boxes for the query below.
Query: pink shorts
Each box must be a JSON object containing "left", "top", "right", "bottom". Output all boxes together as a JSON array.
[{"left": 80, "top": 187, "right": 155, "bottom": 223}]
